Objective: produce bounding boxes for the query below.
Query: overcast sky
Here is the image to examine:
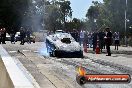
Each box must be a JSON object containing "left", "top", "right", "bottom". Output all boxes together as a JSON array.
[{"left": 70, "top": 0, "right": 103, "bottom": 19}]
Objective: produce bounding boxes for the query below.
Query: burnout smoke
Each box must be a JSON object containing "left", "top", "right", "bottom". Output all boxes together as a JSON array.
[{"left": 22, "top": 0, "right": 45, "bottom": 32}]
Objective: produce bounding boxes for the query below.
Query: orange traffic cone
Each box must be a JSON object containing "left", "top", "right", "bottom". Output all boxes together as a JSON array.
[
  {"left": 84, "top": 43, "right": 88, "bottom": 53},
  {"left": 95, "top": 40, "right": 100, "bottom": 54}
]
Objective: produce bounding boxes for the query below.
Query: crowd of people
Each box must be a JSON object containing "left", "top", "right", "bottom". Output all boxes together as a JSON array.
[
  {"left": 1, "top": 26, "right": 120, "bottom": 56},
  {"left": 0, "top": 27, "right": 32, "bottom": 45},
  {"left": 70, "top": 27, "right": 120, "bottom": 56}
]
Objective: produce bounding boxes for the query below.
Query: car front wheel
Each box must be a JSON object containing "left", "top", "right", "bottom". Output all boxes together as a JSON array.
[{"left": 50, "top": 50, "right": 56, "bottom": 57}]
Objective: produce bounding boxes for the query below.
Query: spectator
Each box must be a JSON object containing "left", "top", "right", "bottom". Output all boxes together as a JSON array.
[
  {"left": 70, "top": 29, "right": 76, "bottom": 41},
  {"left": 92, "top": 31, "right": 98, "bottom": 51},
  {"left": 84, "top": 31, "right": 88, "bottom": 47},
  {"left": 0, "top": 29, "right": 2, "bottom": 44},
  {"left": 88, "top": 32, "right": 93, "bottom": 48},
  {"left": 113, "top": 32, "right": 120, "bottom": 50},
  {"left": 98, "top": 30, "right": 106, "bottom": 52},
  {"left": 10, "top": 29, "right": 15, "bottom": 44},
  {"left": 20, "top": 27, "right": 25, "bottom": 45},
  {"left": 26, "top": 28, "right": 31, "bottom": 44},
  {"left": 105, "top": 27, "right": 112, "bottom": 56},
  {"left": 2, "top": 28, "right": 6, "bottom": 44},
  {"left": 79, "top": 30, "right": 84, "bottom": 45},
  {"left": 103, "top": 31, "right": 106, "bottom": 49},
  {"left": 76, "top": 30, "right": 80, "bottom": 42}
]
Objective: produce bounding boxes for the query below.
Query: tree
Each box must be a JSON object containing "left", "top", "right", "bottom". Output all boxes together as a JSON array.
[
  {"left": 59, "top": 0, "right": 72, "bottom": 29},
  {"left": 0, "top": 0, "right": 29, "bottom": 32},
  {"left": 44, "top": 0, "right": 72, "bottom": 32},
  {"left": 44, "top": 2, "right": 62, "bottom": 32},
  {"left": 86, "top": 1, "right": 100, "bottom": 31},
  {"left": 65, "top": 18, "right": 84, "bottom": 31},
  {"left": 85, "top": 0, "right": 132, "bottom": 36}
]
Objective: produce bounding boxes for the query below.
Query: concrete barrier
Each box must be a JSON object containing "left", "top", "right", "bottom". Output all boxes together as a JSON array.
[
  {"left": 0, "top": 45, "right": 35, "bottom": 88},
  {"left": 0, "top": 58, "right": 14, "bottom": 88}
]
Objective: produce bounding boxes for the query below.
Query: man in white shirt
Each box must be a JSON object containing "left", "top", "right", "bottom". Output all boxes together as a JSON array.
[
  {"left": 113, "top": 32, "right": 119, "bottom": 50},
  {"left": 80, "top": 30, "right": 84, "bottom": 45}
]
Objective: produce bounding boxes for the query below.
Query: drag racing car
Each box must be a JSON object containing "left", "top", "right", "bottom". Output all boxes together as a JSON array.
[{"left": 46, "top": 33, "right": 83, "bottom": 57}]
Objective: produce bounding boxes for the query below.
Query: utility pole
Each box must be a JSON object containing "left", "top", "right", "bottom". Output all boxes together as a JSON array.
[
  {"left": 124, "top": 0, "right": 127, "bottom": 46},
  {"left": 42, "top": 0, "right": 45, "bottom": 30}
]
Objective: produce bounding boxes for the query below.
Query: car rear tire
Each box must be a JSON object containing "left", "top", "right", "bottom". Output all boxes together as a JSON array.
[
  {"left": 50, "top": 50, "right": 56, "bottom": 57},
  {"left": 78, "top": 51, "right": 83, "bottom": 58}
]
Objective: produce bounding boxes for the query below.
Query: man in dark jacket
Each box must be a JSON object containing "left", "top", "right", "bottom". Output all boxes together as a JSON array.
[
  {"left": 92, "top": 32, "right": 98, "bottom": 51},
  {"left": 0, "top": 29, "right": 2, "bottom": 44},
  {"left": 20, "top": 27, "right": 25, "bottom": 45},
  {"left": 105, "top": 27, "right": 112, "bottom": 56},
  {"left": 70, "top": 29, "right": 78, "bottom": 42},
  {"left": 26, "top": 28, "right": 31, "bottom": 44},
  {"left": 98, "top": 30, "right": 106, "bottom": 52},
  {"left": 10, "top": 29, "right": 15, "bottom": 44},
  {"left": 2, "top": 28, "right": 6, "bottom": 44}
]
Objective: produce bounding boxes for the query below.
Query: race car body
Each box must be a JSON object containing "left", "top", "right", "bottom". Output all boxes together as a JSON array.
[{"left": 46, "top": 33, "right": 83, "bottom": 57}]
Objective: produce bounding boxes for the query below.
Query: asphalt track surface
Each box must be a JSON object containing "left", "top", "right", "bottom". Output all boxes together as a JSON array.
[{"left": 2, "top": 42, "right": 132, "bottom": 88}]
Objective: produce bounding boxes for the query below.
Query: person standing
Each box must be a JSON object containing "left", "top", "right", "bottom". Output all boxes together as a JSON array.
[
  {"left": 10, "top": 29, "right": 15, "bottom": 44},
  {"left": 88, "top": 32, "right": 93, "bottom": 48},
  {"left": 26, "top": 28, "right": 31, "bottom": 44},
  {"left": 84, "top": 31, "right": 88, "bottom": 47},
  {"left": 102, "top": 31, "right": 106, "bottom": 49},
  {"left": 98, "top": 30, "right": 106, "bottom": 52},
  {"left": 2, "top": 28, "right": 6, "bottom": 44},
  {"left": 105, "top": 27, "right": 112, "bottom": 56},
  {"left": 76, "top": 30, "right": 80, "bottom": 42},
  {"left": 92, "top": 32, "right": 98, "bottom": 51},
  {"left": 79, "top": 30, "right": 84, "bottom": 45},
  {"left": 0, "top": 29, "right": 2, "bottom": 44},
  {"left": 20, "top": 27, "right": 25, "bottom": 45},
  {"left": 70, "top": 29, "right": 76, "bottom": 41},
  {"left": 113, "top": 32, "right": 120, "bottom": 50}
]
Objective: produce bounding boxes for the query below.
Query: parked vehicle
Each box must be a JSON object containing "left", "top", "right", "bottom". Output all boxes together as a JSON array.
[{"left": 6, "top": 32, "right": 35, "bottom": 43}]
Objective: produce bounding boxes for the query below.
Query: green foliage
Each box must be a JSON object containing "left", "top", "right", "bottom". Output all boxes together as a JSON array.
[
  {"left": 86, "top": 4, "right": 99, "bottom": 20},
  {"left": 86, "top": 0, "right": 132, "bottom": 38},
  {"left": 65, "top": 18, "right": 84, "bottom": 31},
  {"left": 86, "top": 1, "right": 101, "bottom": 31},
  {"left": 0, "top": 0, "right": 73, "bottom": 32},
  {"left": 58, "top": 0, "right": 72, "bottom": 30},
  {"left": 44, "top": 2, "right": 62, "bottom": 32},
  {"left": 0, "top": 0, "right": 29, "bottom": 32},
  {"left": 44, "top": 0, "right": 72, "bottom": 31},
  {"left": 59, "top": 0, "right": 72, "bottom": 19}
]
